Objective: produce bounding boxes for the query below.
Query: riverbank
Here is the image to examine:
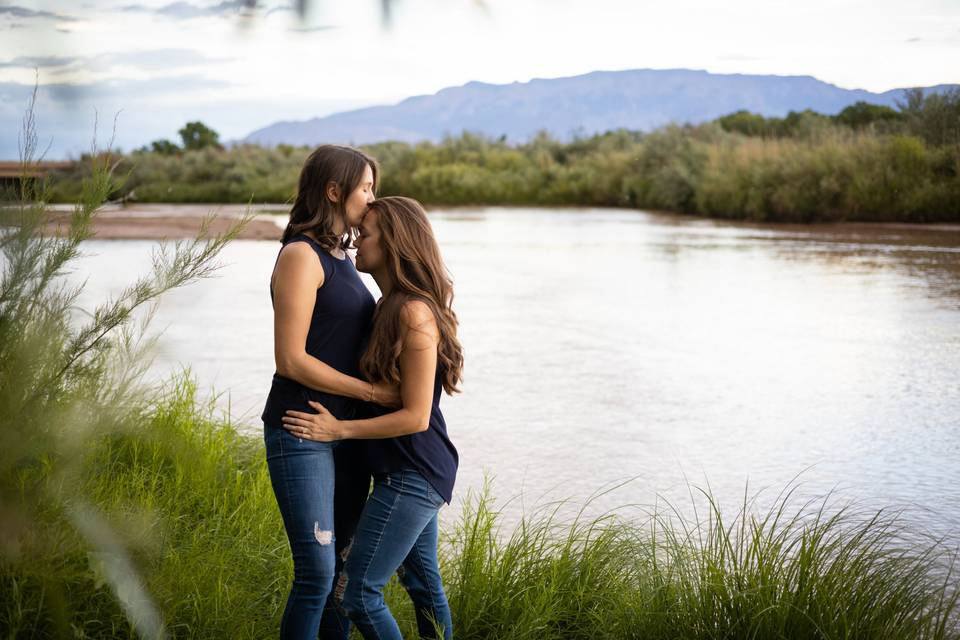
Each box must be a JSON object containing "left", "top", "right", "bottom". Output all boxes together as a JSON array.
[
  {"left": 4, "top": 375, "right": 957, "bottom": 639},
  {"left": 35, "top": 203, "right": 285, "bottom": 240},
  {"left": 27, "top": 203, "right": 960, "bottom": 240}
]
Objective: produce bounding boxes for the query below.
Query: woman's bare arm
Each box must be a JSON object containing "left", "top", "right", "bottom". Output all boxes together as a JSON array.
[
  {"left": 272, "top": 242, "right": 377, "bottom": 401},
  {"left": 282, "top": 300, "right": 439, "bottom": 439}
]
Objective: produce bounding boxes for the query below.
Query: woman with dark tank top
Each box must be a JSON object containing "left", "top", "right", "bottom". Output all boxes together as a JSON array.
[
  {"left": 282, "top": 196, "right": 464, "bottom": 640},
  {"left": 263, "top": 145, "right": 402, "bottom": 640}
]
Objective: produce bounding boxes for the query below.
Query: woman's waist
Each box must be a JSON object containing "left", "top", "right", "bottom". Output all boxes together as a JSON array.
[
  {"left": 363, "top": 420, "right": 456, "bottom": 464},
  {"left": 262, "top": 374, "right": 359, "bottom": 423},
  {"left": 367, "top": 448, "right": 457, "bottom": 505}
]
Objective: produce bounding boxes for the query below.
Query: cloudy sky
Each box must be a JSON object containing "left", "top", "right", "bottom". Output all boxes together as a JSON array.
[{"left": 1, "top": 0, "right": 958, "bottom": 158}]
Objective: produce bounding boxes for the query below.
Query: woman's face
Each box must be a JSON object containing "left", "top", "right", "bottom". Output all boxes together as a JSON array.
[
  {"left": 342, "top": 164, "right": 375, "bottom": 228},
  {"left": 354, "top": 209, "right": 384, "bottom": 273}
]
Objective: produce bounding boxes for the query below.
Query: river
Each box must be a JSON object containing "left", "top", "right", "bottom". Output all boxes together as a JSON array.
[{"left": 72, "top": 207, "right": 960, "bottom": 536}]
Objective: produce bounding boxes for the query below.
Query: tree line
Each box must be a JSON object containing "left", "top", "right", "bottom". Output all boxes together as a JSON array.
[{"left": 47, "top": 88, "right": 960, "bottom": 223}]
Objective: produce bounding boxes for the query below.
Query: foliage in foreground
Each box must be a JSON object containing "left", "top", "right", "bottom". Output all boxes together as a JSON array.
[
  {"left": 0, "top": 88, "right": 249, "bottom": 638},
  {"left": 448, "top": 484, "right": 959, "bottom": 639},
  {"left": 1, "top": 376, "right": 287, "bottom": 638},
  {"left": 2, "top": 373, "right": 958, "bottom": 638}
]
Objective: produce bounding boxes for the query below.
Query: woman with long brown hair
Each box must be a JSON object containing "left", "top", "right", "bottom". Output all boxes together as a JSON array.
[
  {"left": 262, "top": 145, "right": 400, "bottom": 639},
  {"left": 281, "top": 196, "right": 463, "bottom": 640}
]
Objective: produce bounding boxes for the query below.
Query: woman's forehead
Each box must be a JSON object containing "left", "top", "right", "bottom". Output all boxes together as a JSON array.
[{"left": 360, "top": 209, "right": 379, "bottom": 230}]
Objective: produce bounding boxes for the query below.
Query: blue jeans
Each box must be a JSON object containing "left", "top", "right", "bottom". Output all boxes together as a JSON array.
[
  {"left": 319, "top": 443, "right": 371, "bottom": 640},
  {"left": 342, "top": 470, "right": 452, "bottom": 640},
  {"left": 265, "top": 424, "right": 338, "bottom": 639}
]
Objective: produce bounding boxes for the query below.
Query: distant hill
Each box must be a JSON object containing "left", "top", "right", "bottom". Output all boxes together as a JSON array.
[{"left": 242, "top": 68, "right": 957, "bottom": 147}]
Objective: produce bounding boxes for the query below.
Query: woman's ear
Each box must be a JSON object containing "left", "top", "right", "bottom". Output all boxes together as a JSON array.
[{"left": 325, "top": 181, "right": 340, "bottom": 203}]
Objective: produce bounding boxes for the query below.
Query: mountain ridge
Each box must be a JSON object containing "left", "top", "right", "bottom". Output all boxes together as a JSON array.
[{"left": 242, "top": 68, "right": 957, "bottom": 147}]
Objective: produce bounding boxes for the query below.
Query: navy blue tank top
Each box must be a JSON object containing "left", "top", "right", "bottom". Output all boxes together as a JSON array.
[
  {"left": 361, "top": 369, "right": 458, "bottom": 504},
  {"left": 261, "top": 234, "right": 376, "bottom": 427}
]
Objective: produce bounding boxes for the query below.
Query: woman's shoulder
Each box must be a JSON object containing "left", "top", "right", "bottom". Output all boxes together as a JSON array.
[
  {"left": 278, "top": 237, "right": 321, "bottom": 263},
  {"left": 399, "top": 298, "right": 439, "bottom": 340},
  {"left": 399, "top": 298, "right": 434, "bottom": 322},
  {"left": 274, "top": 239, "right": 325, "bottom": 284}
]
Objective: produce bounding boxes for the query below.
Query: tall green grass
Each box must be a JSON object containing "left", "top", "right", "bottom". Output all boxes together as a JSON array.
[
  {"left": 1, "top": 375, "right": 290, "bottom": 638},
  {"left": 1, "top": 88, "right": 250, "bottom": 638},
  {"left": 4, "top": 378, "right": 957, "bottom": 638},
  {"left": 446, "top": 483, "right": 959, "bottom": 639}
]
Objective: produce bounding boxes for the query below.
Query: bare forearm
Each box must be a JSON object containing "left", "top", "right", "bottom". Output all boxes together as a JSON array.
[
  {"left": 340, "top": 408, "right": 429, "bottom": 439},
  {"left": 331, "top": 301, "right": 438, "bottom": 439},
  {"left": 278, "top": 353, "right": 370, "bottom": 400}
]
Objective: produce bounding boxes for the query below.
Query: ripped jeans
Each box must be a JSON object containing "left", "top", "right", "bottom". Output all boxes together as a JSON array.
[
  {"left": 265, "top": 424, "right": 339, "bottom": 639},
  {"left": 341, "top": 470, "right": 452, "bottom": 640}
]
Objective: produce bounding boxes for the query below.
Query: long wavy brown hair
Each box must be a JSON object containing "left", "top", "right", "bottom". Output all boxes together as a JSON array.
[
  {"left": 281, "top": 145, "right": 379, "bottom": 250},
  {"left": 359, "top": 196, "right": 463, "bottom": 395}
]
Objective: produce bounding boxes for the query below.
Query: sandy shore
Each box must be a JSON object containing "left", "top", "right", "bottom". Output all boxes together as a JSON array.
[
  {"left": 41, "top": 203, "right": 286, "bottom": 240},
  {"left": 15, "top": 203, "right": 960, "bottom": 240}
]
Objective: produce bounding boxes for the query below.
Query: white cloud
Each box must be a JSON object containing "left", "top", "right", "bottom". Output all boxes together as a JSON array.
[
  {"left": 0, "top": 48, "right": 227, "bottom": 73},
  {"left": 0, "top": 5, "right": 79, "bottom": 21},
  {"left": 0, "top": 55, "right": 76, "bottom": 68},
  {"left": 114, "top": 0, "right": 294, "bottom": 20}
]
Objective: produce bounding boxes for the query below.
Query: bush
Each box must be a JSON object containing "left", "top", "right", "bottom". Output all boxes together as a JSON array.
[
  {"left": 1, "top": 89, "right": 249, "bottom": 638},
  {"left": 45, "top": 111, "right": 960, "bottom": 223}
]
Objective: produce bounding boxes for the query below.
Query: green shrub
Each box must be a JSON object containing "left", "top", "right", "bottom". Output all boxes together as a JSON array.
[{"left": 45, "top": 108, "right": 960, "bottom": 223}]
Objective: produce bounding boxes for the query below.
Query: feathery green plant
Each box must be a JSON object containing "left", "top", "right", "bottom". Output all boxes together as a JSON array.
[{"left": 0, "top": 84, "right": 250, "bottom": 638}]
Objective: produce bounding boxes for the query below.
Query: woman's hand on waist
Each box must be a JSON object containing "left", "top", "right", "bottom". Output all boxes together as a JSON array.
[{"left": 282, "top": 400, "right": 343, "bottom": 442}]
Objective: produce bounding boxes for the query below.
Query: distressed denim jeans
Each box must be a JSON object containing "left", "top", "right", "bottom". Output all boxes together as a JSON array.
[
  {"left": 319, "top": 443, "right": 372, "bottom": 640},
  {"left": 342, "top": 470, "right": 452, "bottom": 640},
  {"left": 264, "top": 424, "right": 337, "bottom": 639}
]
